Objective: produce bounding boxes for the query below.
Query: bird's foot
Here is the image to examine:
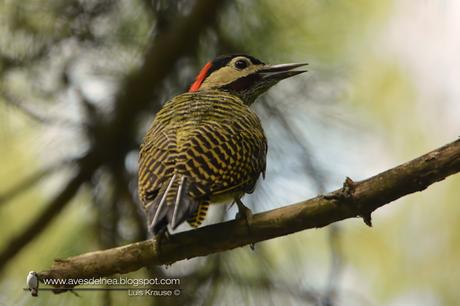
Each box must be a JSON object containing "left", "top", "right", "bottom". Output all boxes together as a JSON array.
[
  {"left": 235, "top": 199, "right": 255, "bottom": 250},
  {"left": 155, "top": 226, "right": 171, "bottom": 239},
  {"left": 235, "top": 200, "right": 253, "bottom": 223},
  {"left": 154, "top": 227, "right": 171, "bottom": 249}
]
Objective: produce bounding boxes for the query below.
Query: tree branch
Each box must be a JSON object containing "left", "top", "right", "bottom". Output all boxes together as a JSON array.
[{"left": 38, "top": 138, "right": 460, "bottom": 286}]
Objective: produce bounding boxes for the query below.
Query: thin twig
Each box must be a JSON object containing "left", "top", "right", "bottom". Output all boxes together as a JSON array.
[
  {"left": 1, "top": 90, "right": 82, "bottom": 129},
  {"left": 0, "top": 153, "right": 100, "bottom": 273},
  {"left": 0, "top": 160, "right": 73, "bottom": 206}
]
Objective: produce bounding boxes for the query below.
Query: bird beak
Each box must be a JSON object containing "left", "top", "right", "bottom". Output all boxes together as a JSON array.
[{"left": 257, "top": 62, "right": 308, "bottom": 81}]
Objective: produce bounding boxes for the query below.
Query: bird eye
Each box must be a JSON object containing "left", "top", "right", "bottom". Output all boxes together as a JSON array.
[{"left": 234, "top": 59, "right": 249, "bottom": 70}]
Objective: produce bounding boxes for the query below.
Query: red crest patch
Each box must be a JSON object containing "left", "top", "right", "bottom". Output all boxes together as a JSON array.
[{"left": 189, "top": 61, "right": 213, "bottom": 92}]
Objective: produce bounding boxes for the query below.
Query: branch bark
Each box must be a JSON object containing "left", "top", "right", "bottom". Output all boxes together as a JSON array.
[{"left": 39, "top": 138, "right": 460, "bottom": 286}]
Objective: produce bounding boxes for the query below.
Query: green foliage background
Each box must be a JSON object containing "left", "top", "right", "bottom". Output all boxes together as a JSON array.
[{"left": 1, "top": 1, "right": 459, "bottom": 305}]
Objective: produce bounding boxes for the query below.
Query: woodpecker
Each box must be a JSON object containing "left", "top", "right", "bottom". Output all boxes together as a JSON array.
[{"left": 138, "top": 54, "right": 307, "bottom": 235}]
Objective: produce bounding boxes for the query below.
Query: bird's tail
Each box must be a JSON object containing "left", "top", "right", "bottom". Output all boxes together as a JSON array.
[{"left": 145, "top": 174, "right": 200, "bottom": 235}]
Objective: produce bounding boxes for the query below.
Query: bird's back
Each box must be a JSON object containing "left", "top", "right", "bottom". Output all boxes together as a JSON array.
[{"left": 138, "top": 90, "right": 267, "bottom": 234}]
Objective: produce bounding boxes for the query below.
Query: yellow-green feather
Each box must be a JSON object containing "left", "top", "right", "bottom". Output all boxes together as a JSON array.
[{"left": 138, "top": 89, "right": 267, "bottom": 230}]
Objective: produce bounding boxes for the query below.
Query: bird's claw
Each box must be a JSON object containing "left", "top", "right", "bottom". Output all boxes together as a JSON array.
[
  {"left": 235, "top": 199, "right": 255, "bottom": 250},
  {"left": 154, "top": 227, "right": 171, "bottom": 253}
]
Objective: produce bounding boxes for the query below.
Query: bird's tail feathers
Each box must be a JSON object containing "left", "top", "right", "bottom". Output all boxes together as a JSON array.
[{"left": 146, "top": 174, "right": 199, "bottom": 235}]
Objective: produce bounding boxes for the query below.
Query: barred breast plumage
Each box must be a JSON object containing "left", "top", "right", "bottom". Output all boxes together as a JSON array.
[
  {"left": 138, "top": 90, "right": 267, "bottom": 234},
  {"left": 138, "top": 54, "right": 307, "bottom": 235}
]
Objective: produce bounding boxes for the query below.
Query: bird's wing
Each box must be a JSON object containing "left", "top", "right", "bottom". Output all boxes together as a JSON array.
[
  {"left": 139, "top": 122, "right": 197, "bottom": 234},
  {"left": 138, "top": 92, "right": 267, "bottom": 234},
  {"left": 176, "top": 115, "right": 267, "bottom": 200},
  {"left": 138, "top": 123, "right": 177, "bottom": 204}
]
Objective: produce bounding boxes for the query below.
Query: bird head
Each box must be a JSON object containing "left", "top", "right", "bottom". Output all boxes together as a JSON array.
[{"left": 189, "top": 54, "right": 307, "bottom": 104}]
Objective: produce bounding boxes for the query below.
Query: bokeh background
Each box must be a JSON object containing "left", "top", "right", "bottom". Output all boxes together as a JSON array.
[{"left": 1, "top": 0, "right": 459, "bottom": 305}]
